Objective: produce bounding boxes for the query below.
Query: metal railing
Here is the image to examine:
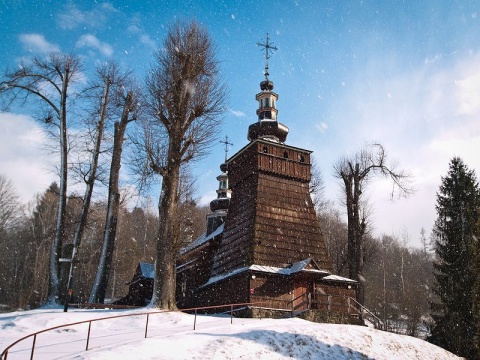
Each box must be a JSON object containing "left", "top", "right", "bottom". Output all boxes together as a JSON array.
[
  {"left": 347, "top": 297, "right": 384, "bottom": 330},
  {"left": 284, "top": 292, "right": 384, "bottom": 330},
  {"left": 1, "top": 302, "right": 265, "bottom": 360}
]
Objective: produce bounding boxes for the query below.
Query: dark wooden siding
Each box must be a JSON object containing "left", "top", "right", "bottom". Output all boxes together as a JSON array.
[
  {"left": 256, "top": 142, "right": 311, "bottom": 181},
  {"left": 313, "top": 282, "right": 357, "bottom": 314},
  {"left": 176, "top": 243, "right": 220, "bottom": 308},
  {"left": 195, "top": 273, "right": 250, "bottom": 308},
  {"left": 249, "top": 275, "right": 293, "bottom": 310},
  {"left": 211, "top": 139, "right": 331, "bottom": 276},
  {"left": 210, "top": 174, "right": 257, "bottom": 276},
  {"left": 252, "top": 173, "right": 332, "bottom": 271}
]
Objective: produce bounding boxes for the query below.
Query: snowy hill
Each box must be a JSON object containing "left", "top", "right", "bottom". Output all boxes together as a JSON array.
[{"left": 0, "top": 307, "right": 462, "bottom": 359}]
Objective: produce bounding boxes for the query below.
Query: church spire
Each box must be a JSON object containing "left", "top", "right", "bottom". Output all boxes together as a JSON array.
[{"left": 248, "top": 34, "right": 289, "bottom": 143}]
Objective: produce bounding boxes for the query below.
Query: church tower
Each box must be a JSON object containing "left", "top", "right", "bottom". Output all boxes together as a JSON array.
[{"left": 210, "top": 35, "right": 332, "bottom": 277}]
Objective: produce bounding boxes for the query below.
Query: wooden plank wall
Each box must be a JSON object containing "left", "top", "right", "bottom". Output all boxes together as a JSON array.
[
  {"left": 195, "top": 273, "right": 250, "bottom": 308},
  {"left": 249, "top": 275, "right": 293, "bottom": 310},
  {"left": 210, "top": 174, "right": 258, "bottom": 276},
  {"left": 314, "top": 283, "right": 357, "bottom": 313},
  {"left": 253, "top": 172, "right": 332, "bottom": 271}
]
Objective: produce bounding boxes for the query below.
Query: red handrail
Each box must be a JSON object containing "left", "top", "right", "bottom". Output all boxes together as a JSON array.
[{"left": 1, "top": 302, "right": 265, "bottom": 360}]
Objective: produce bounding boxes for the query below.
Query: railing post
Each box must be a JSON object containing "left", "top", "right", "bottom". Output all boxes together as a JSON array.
[
  {"left": 347, "top": 297, "right": 351, "bottom": 315},
  {"left": 30, "top": 334, "right": 36, "bottom": 360},
  {"left": 230, "top": 305, "right": 233, "bottom": 324},
  {"left": 328, "top": 295, "right": 331, "bottom": 311},
  {"left": 85, "top": 321, "right": 92, "bottom": 351},
  {"left": 145, "top": 313, "right": 150, "bottom": 338},
  {"left": 193, "top": 309, "right": 197, "bottom": 330}
]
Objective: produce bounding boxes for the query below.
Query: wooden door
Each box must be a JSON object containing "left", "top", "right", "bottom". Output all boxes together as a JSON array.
[{"left": 293, "top": 280, "right": 309, "bottom": 311}]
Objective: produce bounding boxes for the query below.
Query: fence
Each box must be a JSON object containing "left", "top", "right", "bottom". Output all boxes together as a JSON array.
[
  {"left": 285, "top": 292, "right": 384, "bottom": 330},
  {"left": 0, "top": 302, "right": 264, "bottom": 360}
]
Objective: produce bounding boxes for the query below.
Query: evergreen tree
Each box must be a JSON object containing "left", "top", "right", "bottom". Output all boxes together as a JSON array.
[{"left": 428, "top": 157, "right": 479, "bottom": 359}]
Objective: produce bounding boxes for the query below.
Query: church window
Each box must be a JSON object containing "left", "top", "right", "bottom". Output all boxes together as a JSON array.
[
  {"left": 283, "top": 151, "right": 289, "bottom": 159},
  {"left": 219, "top": 180, "right": 228, "bottom": 190},
  {"left": 263, "top": 146, "right": 268, "bottom": 153}
]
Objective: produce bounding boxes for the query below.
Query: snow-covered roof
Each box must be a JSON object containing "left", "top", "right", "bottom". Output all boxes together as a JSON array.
[
  {"left": 199, "top": 259, "right": 333, "bottom": 289},
  {"left": 322, "top": 274, "right": 357, "bottom": 283},
  {"left": 135, "top": 257, "right": 356, "bottom": 286},
  {"left": 180, "top": 223, "right": 224, "bottom": 255}
]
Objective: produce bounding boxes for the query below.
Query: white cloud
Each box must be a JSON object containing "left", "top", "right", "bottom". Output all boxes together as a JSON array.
[
  {"left": 424, "top": 54, "right": 442, "bottom": 64},
  {"left": 317, "top": 49, "right": 480, "bottom": 247},
  {"left": 229, "top": 109, "right": 246, "bottom": 117},
  {"left": 75, "top": 34, "right": 113, "bottom": 57},
  {"left": 139, "top": 34, "right": 157, "bottom": 49},
  {"left": 316, "top": 122, "right": 328, "bottom": 133},
  {"left": 57, "top": 2, "right": 118, "bottom": 29},
  {"left": 454, "top": 68, "right": 480, "bottom": 116},
  {"left": 0, "top": 112, "right": 56, "bottom": 204},
  {"left": 18, "top": 33, "right": 60, "bottom": 54},
  {"left": 127, "top": 15, "right": 157, "bottom": 50}
]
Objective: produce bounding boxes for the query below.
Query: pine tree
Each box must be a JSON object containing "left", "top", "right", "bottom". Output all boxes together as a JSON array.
[{"left": 428, "top": 157, "right": 479, "bottom": 359}]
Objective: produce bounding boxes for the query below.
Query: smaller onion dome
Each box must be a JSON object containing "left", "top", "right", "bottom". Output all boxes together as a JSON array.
[
  {"left": 210, "top": 197, "right": 230, "bottom": 212},
  {"left": 260, "top": 80, "right": 274, "bottom": 91},
  {"left": 209, "top": 167, "right": 231, "bottom": 213},
  {"left": 220, "top": 162, "right": 228, "bottom": 173}
]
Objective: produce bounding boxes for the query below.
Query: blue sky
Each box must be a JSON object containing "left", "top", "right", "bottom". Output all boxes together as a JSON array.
[{"left": 1, "top": 0, "right": 480, "bottom": 247}]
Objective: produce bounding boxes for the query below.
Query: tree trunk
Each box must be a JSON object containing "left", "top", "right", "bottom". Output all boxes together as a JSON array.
[
  {"left": 48, "top": 69, "right": 70, "bottom": 304},
  {"left": 343, "top": 164, "right": 365, "bottom": 305},
  {"left": 353, "top": 164, "right": 365, "bottom": 305},
  {"left": 89, "top": 92, "right": 132, "bottom": 303},
  {"left": 152, "top": 165, "right": 180, "bottom": 309},
  {"left": 65, "top": 81, "right": 110, "bottom": 308}
]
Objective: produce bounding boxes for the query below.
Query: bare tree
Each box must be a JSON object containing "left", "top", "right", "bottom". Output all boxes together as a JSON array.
[
  {"left": 89, "top": 74, "right": 140, "bottom": 304},
  {"left": 333, "top": 143, "right": 413, "bottom": 305},
  {"left": 309, "top": 157, "right": 327, "bottom": 215},
  {"left": 133, "top": 20, "right": 227, "bottom": 309},
  {"left": 0, "top": 53, "right": 82, "bottom": 304},
  {"left": 61, "top": 62, "right": 131, "bottom": 308},
  {"left": 0, "top": 175, "right": 21, "bottom": 231}
]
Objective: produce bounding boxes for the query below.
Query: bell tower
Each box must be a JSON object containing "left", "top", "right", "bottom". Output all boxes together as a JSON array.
[{"left": 210, "top": 35, "right": 332, "bottom": 277}]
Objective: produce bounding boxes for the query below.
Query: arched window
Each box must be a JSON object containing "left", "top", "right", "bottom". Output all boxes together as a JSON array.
[
  {"left": 283, "top": 151, "right": 289, "bottom": 159},
  {"left": 263, "top": 146, "right": 268, "bottom": 153}
]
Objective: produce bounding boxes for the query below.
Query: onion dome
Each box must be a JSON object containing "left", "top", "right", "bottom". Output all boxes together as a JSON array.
[
  {"left": 260, "top": 79, "right": 274, "bottom": 91},
  {"left": 209, "top": 164, "right": 231, "bottom": 213}
]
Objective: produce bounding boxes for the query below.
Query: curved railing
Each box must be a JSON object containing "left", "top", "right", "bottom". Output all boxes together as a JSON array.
[{"left": 1, "top": 302, "right": 265, "bottom": 360}]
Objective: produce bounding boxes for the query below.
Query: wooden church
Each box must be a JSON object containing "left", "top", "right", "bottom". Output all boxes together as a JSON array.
[{"left": 175, "top": 36, "right": 358, "bottom": 319}]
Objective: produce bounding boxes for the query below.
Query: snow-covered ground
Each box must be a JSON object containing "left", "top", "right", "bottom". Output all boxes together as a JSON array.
[{"left": 0, "top": 307, "right": 462, "bottom": 360}]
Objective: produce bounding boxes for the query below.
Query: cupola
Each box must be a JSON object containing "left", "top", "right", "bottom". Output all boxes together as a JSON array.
[
  {"left": 248, "top": 34, "right": 289, "bottom": 143},
  {"left": 206, "top": 137, "right": 233, "bottom": 235}
]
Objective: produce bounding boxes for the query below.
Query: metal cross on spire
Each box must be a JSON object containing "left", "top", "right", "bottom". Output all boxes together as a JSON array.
[
  {"left": 220, "top": 135, "right": 233, "bottom": 162},
  {"left": 257, "top": 33, "right": 278, "bottom": 80}
]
